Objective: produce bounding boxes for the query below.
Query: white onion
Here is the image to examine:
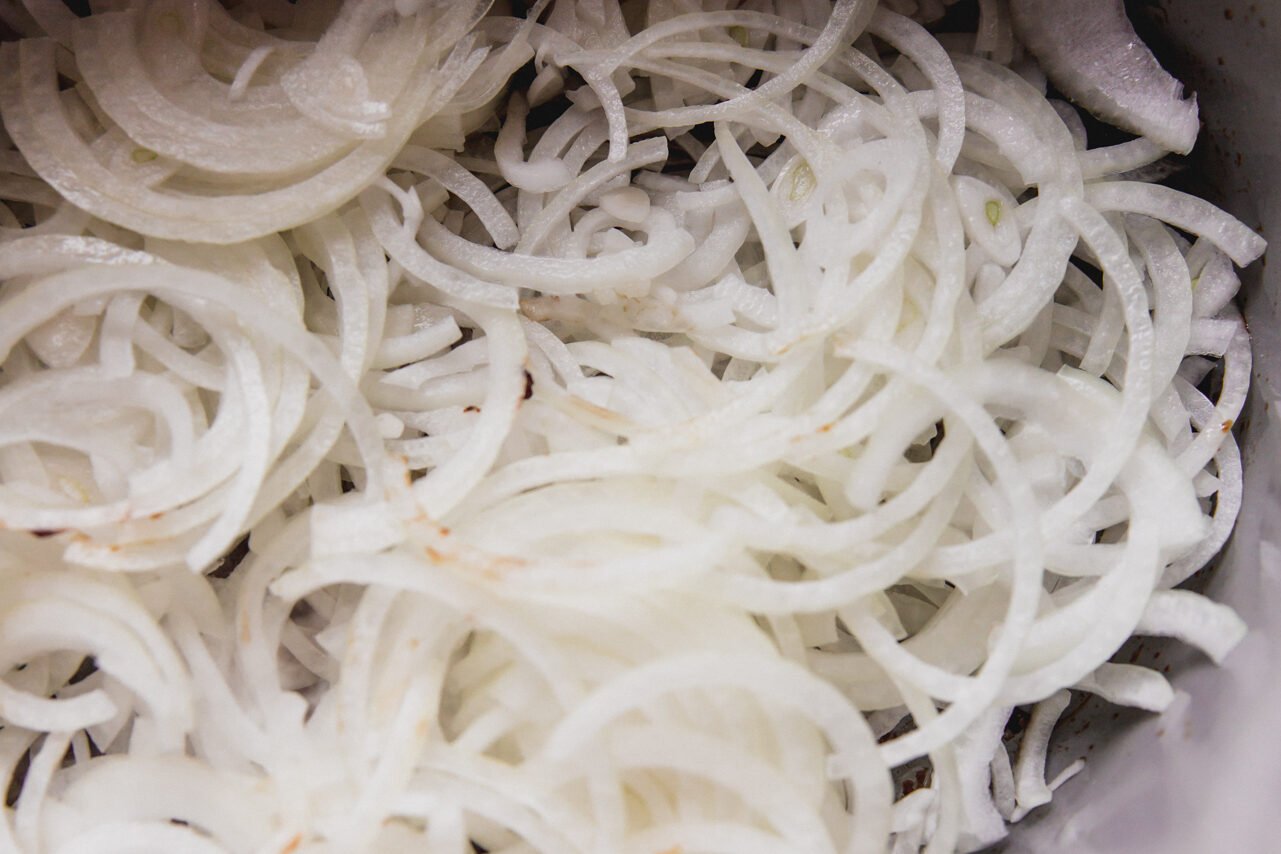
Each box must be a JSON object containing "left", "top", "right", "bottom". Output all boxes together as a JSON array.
[
  {"left": 1009, "top": 0, "right": 1200, "bottom": 154},
  {"left": 0, "top": 2, "right": 1262, "bottom": 853}
]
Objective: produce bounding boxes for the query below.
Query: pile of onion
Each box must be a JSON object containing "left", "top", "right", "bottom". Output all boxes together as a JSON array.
[{"left": 0, "top": 1, "right": 1262, "bottom": 852}]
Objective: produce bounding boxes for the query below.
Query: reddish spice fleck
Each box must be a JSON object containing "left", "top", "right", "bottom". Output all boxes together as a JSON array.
[
  {"left": 818, "top": 423, "right": 833, "bottom": 433},
  {"left": 439, "top": 527, "right": 451, "bottom": 536},
  {"left": 281, "top": 834, "right": 302, "bottom": 854},
  {"left": 464, "top": 405, "right": 480, "bottom": 413},
  {"left": 149, "top": 512, "right": 164, "bottom": 521},
  {"left": 522, "top": 369, "right": 534, "bottom": 400},
  {"left": 425, "top": 546, "right": 445, "bottom": 563},
  {"left": 1222, "top": 418, "right": 1235, "bottom": 433},
  {"left": 31, "top": 529, "right": 63, "bottom": 538}
]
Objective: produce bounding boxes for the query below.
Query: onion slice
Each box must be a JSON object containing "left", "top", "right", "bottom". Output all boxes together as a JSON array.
[{"left": 1010, "top": 0, "right": 1200, "bottom": 153}]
